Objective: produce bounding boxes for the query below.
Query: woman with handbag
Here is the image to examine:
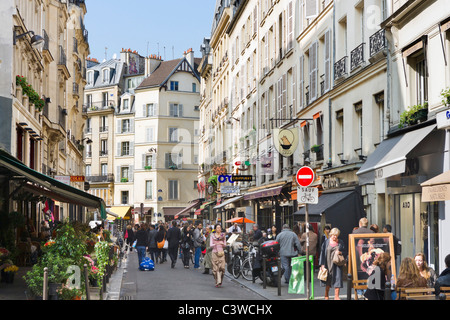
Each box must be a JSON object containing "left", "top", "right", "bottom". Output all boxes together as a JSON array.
[
  {"left": 319, "top": 227, "right": 346, "bottom": 300},
  {"left": 156, "top": 224, "right": 167, "bottom": 264},
  {"left": 210, "top": 224, "right": 227, "bottom": 288},
  {"left": 181, "top": 224, "right": 194, "bottom": 268}
]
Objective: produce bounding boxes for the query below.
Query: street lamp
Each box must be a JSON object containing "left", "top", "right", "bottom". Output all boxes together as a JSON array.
[
  {"left": 13, "top": 29, "right": 45, "bottom": 48},
  {"left": 78, "top": 138, "right": 93, "bottom": 144}
]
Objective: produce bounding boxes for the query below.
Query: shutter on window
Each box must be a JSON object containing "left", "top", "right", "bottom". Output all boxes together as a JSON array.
[
  {"left": 129, "top": 165, "right": 134, "bottom": 182},
  {"left": 292, "top": 65, "right": 297, "bottom": 115},
  {"left": 143, "top": 104, "right": 146, "bottom": 117},
  {"left": 264, "top": 32, "right": 269, "bottom": 74},
  {"left": 117, "top": 142, "right": 121, "bottom": 156},
  {"left": 305, "top": 0, "right": 318, "bottom": 19},
  {"left": 165, "top": 153, "right": 170, "bottom": 168},
  {"left": 299, "top": 55, "right": 304, "bottom": 109},
  {"left": 324, "top": 29, "right": 331, "bottom": 92},
  {"left": 282, "top": 73, "right": 287, "bottom": 120},
  {"left": 142, "top": 154, "right": 146, "bottom": 169},
  {"left": 130, "top": 142, "right": 134, "bottom": 156},
  {"left": 288, "top": 1, "right": 294, "bottom": 51},
  {"left": 309, "top": 42, "right": 318, "bottom": 101},
  {"left": 116, "top": 166, "right": 120, "bottom": 182},
  {"left": 253, "top": 5, "right": 258, "bottom": 35},
  {"left": 179, "top": 104, "right": 183, "bottom": 117},
  {"left": 170, "top": 103, "right": 174, "bottom": 117}
]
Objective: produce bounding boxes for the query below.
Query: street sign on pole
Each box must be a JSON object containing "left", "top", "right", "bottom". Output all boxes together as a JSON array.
[
  {"left": 297, "top": 186, "right": 319, "bottom": 204},
  {"left": 296, "top": 166, "right": 315, "bottom": 187},
  {"left": 295, "top": 166, "right": 316, "bottom": 300}
]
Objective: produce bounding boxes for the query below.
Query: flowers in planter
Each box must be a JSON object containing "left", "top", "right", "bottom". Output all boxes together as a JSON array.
[
  {"left": 0, "top": 248, "right": 10, "bottom": 259},
  {"left": 399, "top": 102, "right": 428, "bottom": 128},
  {"left": 44, "top": 240, "right": 55, "bottom": 247},
  {"left": 16, "top": 75, "right": 45, "bottom": 111},
  {"left": 310, "top": 144, "right": 322, "bottom": 153},
  {"left": 4, "top": 265, "right": 19, "bottom": 273}
]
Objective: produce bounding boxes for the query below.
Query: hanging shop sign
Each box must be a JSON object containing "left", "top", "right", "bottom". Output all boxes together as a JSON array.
[
  {"left": 231, "top": 175, "right": 253, "bottom": 182},
  {"left": 273, "top": 128, "right": 299, "bottom": 157},
  {"left": 221, "top": 185, "right": 241, "bottom": 194}
]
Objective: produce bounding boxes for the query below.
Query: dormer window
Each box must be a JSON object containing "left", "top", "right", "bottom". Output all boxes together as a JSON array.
[
  {"left": 102, "top": 68, "right": 109, "bottom": 83},
  {"left": 87, "top": 71, "right": 94, "bottom": 85}
]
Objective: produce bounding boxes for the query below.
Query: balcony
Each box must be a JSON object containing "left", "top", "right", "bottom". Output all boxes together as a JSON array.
[
  {"left": 369, "top": 29, "right": 387, "bottom": 62},
  {"left": 72, "top": 82, "right": 79, "bottom": 97},
  {"left": 86, "top": 174, "right": 114, "bottom": 184},
  {"left": 58, "top": 46, "right": 70, "bottom": 80},
  {"left": 334, "top": 56, "right": 348, "bottom": 81},
  {"left": 84, "top": 101, "right": 116, "bottom": 112},
  {"left": 350, "top": 43, "right": 365, "bottom": 71}
]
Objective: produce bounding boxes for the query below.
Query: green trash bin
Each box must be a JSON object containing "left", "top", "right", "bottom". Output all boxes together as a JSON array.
[{"left": 288, "top": 255, "right": 314, "bottom": 299}]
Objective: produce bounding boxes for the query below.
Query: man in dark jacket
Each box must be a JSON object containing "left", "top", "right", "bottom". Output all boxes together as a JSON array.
[
  {"left": 435, "top": 254, "right": 450, "bottom": 295},
  {"left": 147, "top": 224, "right": 158, "bottom": 263},
  {"left": 352, "top": 217, "right": 375, "bottom": 234},
  {"left": 135, "top": 224, "right": 149, "bottom": 266},
  {"left": 167, "top": 221, "right": 181, "bottom": 268},
  {"left": 276, "top": 224, "right": 302, "bottom": 284}
]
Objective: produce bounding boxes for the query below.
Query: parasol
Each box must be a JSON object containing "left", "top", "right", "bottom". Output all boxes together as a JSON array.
[{"left": 225, "top": 217, "right": 256, "bottom": 224}]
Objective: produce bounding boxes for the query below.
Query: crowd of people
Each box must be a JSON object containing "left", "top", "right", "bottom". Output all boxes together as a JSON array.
[{"left": 121, "top": 218, "right": 450, "bottom": 299}]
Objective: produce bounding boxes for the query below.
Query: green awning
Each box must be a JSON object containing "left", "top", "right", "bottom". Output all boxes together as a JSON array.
[
  {"left": 200, "top": 201, "right": 215, "bottom": 209},
  {"left": 0, "top": 148, "right": 107, "bottom": 219}
]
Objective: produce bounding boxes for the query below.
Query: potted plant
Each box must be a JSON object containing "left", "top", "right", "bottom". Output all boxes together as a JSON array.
[
  {"left": 441, "top": 88, "right": 450, "bottom": 106},
  {"left": 399, "top": 102, "right": 428, "bottom": 128},
  {"left": 121, "top": 177, "right": 128, "bottom": 182},
  {"left": 144, "top": 165, "right": 152, "bottom": 170},
  {"left": 310, "top": 144, "right": 322, "bottom": 153},
  {"left": 1, "top": 264, "right": 18, "bottom": 284}
]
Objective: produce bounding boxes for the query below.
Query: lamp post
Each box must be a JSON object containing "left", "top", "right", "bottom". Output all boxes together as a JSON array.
[{"left": 13, "top": 29, "right": 45, "bottom": 48}]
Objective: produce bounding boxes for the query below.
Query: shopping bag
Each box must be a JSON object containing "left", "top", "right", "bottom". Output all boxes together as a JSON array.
[
  {"left": 139, "top": 257, "right": 155, "bottom": 271},
  {"left": 289, "top": 257, "right": 305, "bottom": 295}
]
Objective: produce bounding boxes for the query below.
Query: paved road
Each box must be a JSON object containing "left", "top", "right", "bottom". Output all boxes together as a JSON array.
[{"left": 120, "top": 251, "right": 266, "bottom": 300}]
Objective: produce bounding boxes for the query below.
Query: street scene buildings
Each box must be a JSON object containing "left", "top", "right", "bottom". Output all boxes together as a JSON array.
[{"left": 1, "top": 0, "right": 450, "bottom": 301}]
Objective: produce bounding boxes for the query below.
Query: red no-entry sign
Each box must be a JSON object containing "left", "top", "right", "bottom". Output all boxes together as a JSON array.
[{"left": 296, "top": 166, "right": 315, "bottom": 187}]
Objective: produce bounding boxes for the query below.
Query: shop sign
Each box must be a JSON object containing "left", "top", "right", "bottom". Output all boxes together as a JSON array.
[
  {"left": 323, "top": 176, "right": 340, "bottom": 190},
  {"left": 54, "top": 175, "right": 70, "bottom": 185},
  {"left": 273, "top": 128, "right": 299, "bottom": 157},
  {"left": 221, "top": 185, "right": 240, "bottom": 194},
  {"left": 436, "top": 109, "right": 450, "bottom": 130},
  {"left": 70, "top": 176, "right": 85, "bottom": 182},
  {"left": 422, "top": 184, "right": 450, "bottom": 202},
  {"left": 231, "top": 175, "right": 253, "bottom": 182}
]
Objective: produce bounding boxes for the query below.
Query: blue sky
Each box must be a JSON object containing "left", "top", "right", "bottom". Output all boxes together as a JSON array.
[{"left": 84, "top": 0, "right": 217, "bottom": 61}]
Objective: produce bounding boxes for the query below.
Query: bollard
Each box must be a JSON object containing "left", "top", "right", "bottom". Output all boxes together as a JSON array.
[
  {"left": 84, "top": 264, "right": 90, "bottom": 301},
  {"left": 384, "top": 282, "right": 391, "bottom": 300},
  {"left": 347, "top": 273, "right": 352, "bottom": 300},
  {"left": 43, "top": 267, "right": 48, "bottom": 300},
  {"left": 277, "top": 257, "right": 281, "bottom": 296},
  {"left": 262, "top": 257, "right": 267, "bottom": 289}
]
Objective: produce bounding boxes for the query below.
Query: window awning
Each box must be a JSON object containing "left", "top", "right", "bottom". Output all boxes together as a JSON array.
[
  {"left": 163, "top": 207, "right": 185, "bottom": 217},
  {"left": 357, "top": 124, "right": 436, "bottom": 185},
  {"left": 213, "top": 195, "right": 243, "bottom": 210},
  {"left": 0, "top": 148, "right": 107, "bottom": 219},
  {"left": 243, "top": 185, "right": 284, "bottom": 200},
  {"left": 200, "top": 201, "right": 215, "bottom": 209},
  {"left": 174, "top": 200, "right": 201, "bottom": 218},
  {"left": 107, "top": 206, "right": 132, "bottom": 220},
  {"left": 294, "top": 190, "right": 365, "bottom": 250}
]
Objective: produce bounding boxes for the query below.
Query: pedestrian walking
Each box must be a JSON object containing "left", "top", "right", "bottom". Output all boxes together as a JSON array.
[
  {"left": 203, "top": 225, "right": 213, "bottom": 274},
  {"left": 210, "top": 224, "right": 227, "bottom": 288},
  {"left": 156, "top": 224, "right": 167, "bottom": 263},
  {"left": 124, "top": 224, "right": 135, "bottom": 252},
  {"left": 167, "top": 221, "right": 181, "bottom": 268},
  {"left": 252, "top": 224, "right": 263, "bottom": 242},
  {"left": 193, "top": 222, "right": 204, "bottom": 269},
  {"left": 135, "top": 224, "right": 149, "bottom": 266},
  {"left": 300, "top": 223, "right": 318, "bottom": 284},
  {"left": 319, "top": 227, "right": 345, "bottom": 300},
  {"left": 276, "top": 224, "right": 302, "bottom": 284},
  {"left": 352, "top": 217, "right": 374, "bottom": 234},
  {"left": 181, "top": 224, "right": 194, "bottom": 268},
  {"left": 147, "top": 224, "right": 158, "bottom": 263}
]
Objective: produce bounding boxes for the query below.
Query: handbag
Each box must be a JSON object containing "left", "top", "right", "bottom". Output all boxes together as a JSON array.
[
  {"left": 332, "top": 250, "right": 346, "bottom": 267},
  {"left": 157, "top": 239, "right": 165, "bottom": 249},
  {"left": 318, "top": 268, "right": 328, "bottom": 281},
  {"left": 216, "top": 251, "right": 224, "bottom": 258},
  {"left": 163, "top": 239, "right": 168, "bottom": 249}
]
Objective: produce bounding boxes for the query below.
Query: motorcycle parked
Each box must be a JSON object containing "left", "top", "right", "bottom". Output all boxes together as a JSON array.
[{"left": 252, "top": 240, "right": 284, "bottom": 287}]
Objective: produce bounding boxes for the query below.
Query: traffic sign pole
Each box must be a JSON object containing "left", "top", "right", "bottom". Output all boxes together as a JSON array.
[{"left": 296, "top": 166, "right": 314, "bottom": 299}]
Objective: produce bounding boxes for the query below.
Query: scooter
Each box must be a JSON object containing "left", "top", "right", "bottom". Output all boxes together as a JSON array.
[{"left": 253, "top": 240, "right": 284, "bottom": 287}]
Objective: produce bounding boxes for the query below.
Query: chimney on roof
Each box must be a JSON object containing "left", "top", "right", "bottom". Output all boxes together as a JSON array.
[
  {"left": 185, "top": 48, "right": 194, "bottom": 68},
  {"left": 145, "top": 54, "right": 162, "bottom": 77}
]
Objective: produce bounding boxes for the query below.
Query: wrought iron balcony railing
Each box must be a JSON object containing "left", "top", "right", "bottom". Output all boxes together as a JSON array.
[
  {"left": 351, "top": 43, "right": 365, "bottom": 71},
  {"left": 334, "top": 56, "right": 348, "bottom": 80},
  {"left": 369, "top": 29, "right": 387, "bottom": 57}
]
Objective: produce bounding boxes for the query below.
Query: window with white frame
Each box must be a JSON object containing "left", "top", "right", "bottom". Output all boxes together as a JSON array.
[
  {"left": 102, "top": 68, "right": 109, "bottom": 83},
  {"left": 168, "top": 180, "right": 178, "bottom": 200},
  {"left": 169, "top": 103, "right": 183, "bottom": 117},
  {"left": 145, "top": 180, "right": 153, "bottom": 200},
  {"left": 87, "top": 71, "right": 94, "bottom": 85},
  {"left": 121, "top": 141, "right": 130, "bottom": 156},
  {"left": 101, "top": 163, "right": 108, "bottom": 176},
  {"left": 122, "top": 119, "right": 131, "bottom": 133},
  {"left": 170, "top": 81, "right": 179, "bottom": 91},
  {"left": 146, "top": 103, "right": 155, "bottom": 117},
  {"left": 169, "top": 127, "right": 178, "bottom": 142}
]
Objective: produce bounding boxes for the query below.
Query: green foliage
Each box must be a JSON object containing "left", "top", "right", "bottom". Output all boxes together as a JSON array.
[
  {"left": 441, "top": 88, "right": 450, "bottom": 106},
  {"left": 16, "top": 75, "right": 45, "bottom": 111},
  {"left": 399, "top": 102, "right": 428, "bottom": 128},
  {"left": 94, "top": 241, "right": 110, "bottom": 279}
]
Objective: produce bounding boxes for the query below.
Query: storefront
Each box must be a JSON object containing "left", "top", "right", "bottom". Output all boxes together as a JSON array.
[{"left": 357, "top": 122, "right": 445, "bottom": 271}]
